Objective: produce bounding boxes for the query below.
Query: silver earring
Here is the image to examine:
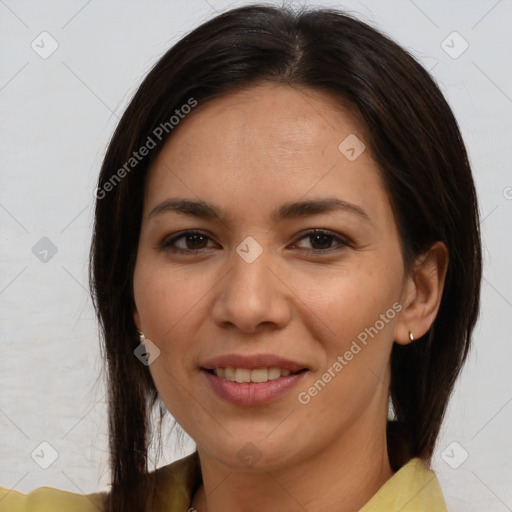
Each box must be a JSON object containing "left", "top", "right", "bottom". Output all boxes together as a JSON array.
[
  {"left": 138, "top": 331, "right": 145, "bottom": 343},
  {"left": 409, "top": 331, "right": 414, "bottom": 342}
]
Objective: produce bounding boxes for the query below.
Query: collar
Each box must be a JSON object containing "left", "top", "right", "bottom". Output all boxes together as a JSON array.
[{"left": 147, "top": 451, "right": 447, "bottom": 512}]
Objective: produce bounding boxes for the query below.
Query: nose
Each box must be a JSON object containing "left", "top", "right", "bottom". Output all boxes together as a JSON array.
[{"left": 211, "top": 245, "right": 292, "bottom": 334}]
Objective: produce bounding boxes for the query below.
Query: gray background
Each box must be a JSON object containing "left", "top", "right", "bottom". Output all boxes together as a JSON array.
[{"left": 0, "top": 0, "right": 511, "bottom": 510}]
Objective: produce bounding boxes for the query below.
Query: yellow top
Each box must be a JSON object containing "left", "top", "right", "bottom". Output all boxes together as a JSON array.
[{"left": 0, "top": 452, "right": 448, "bottom": 511}]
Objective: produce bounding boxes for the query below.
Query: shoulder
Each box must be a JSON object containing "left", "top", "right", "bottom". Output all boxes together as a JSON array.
[
  {"left": 361, "top": 458, "right": 448, "bottom": 512},
  {"left": 145, "top": 451, "right": 202, "bottom": 511},
  {"left": 0, "top": 452, "right": 201, "bottom": 512},
  {"left": 0, "top": 485, "right": 107, "bottom": 511}
]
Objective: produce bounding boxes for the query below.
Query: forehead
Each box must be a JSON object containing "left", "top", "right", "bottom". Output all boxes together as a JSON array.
[
  {"left": 161, "top": 83, "right": 364, "bottom": 157},
  {"left": 144, "top": 83, "right": 393, "bottom": 229}
]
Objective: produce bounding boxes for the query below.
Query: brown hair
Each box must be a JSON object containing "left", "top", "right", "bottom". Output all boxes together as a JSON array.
[{"left": 89, "top": 4, "right": 482, "bottom": 511}]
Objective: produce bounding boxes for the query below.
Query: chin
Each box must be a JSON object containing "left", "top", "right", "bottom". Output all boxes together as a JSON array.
[{"left": 198, "top": 435, "right": 302, "bottom": 473}]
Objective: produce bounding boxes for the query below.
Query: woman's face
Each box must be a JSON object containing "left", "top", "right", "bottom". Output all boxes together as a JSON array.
[{"left": 133, "top": 83, "right": 412, "bottom": 470}]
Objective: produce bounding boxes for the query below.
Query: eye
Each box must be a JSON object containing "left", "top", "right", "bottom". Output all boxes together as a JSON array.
[
  {"left": 160, "top": 230, "right": 218, "bottom": 253},
  {"left": 159, "top": 228, "right": 351, "bottom": 255},
  {"left": 290, "top": 229, "right": 351, "bottom": 253}
]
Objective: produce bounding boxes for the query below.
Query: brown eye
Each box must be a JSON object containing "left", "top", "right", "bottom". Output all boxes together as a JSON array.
[
  {"left": 308, "top": 232, "right": 334, "bottom": 250},
  {"left": 292, "top": 229, "right": 351, "bottom": 253},
  {"left": 160, "top": 231, "right": 216, "bottom": 252}
]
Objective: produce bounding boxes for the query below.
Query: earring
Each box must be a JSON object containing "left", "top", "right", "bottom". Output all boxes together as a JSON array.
[
  {"left": 138, "top": 331, "right": 145, "bottom": 344},
  {"left": 409, "top": 331, "right": 414, "bottom": 342}
]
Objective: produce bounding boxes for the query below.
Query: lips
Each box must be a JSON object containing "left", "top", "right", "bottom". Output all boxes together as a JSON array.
[
  {"left": 201, "top": 353, "right": 307, "bottom": 373},
  {"left": 200, "top": 353, "right": 309, "bottom": 406}
]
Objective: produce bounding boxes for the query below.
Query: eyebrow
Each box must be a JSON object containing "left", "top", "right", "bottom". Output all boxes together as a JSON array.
[{"left": 148, "top": 197, "right": 371, "bottom": 223}]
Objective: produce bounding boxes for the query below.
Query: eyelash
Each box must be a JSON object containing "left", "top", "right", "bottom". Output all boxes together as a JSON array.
[{"left": 160, "top": 229, "right": 351, "bottom": 255}]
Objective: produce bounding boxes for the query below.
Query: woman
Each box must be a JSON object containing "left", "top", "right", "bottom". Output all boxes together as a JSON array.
[{"left": 0, "top": 3, "right": 481, "bottom": 511}]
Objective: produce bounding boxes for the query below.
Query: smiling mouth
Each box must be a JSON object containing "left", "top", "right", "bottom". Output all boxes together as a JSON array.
[{"left": 205, "top": 367, "right": 307, "bottom": 383}]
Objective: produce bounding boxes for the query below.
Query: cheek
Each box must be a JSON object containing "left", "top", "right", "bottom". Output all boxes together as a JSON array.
[
  {"left": 133, "top": 266, "right": 210, "bottom": 414},
  {"left": 133, "top": 264, "right": 207, "bottom": 359},
  {"left": 294, "top": 260, "right": 401, "bottom": 420},
  {"left": 295, "top": 267, "right": 399, "bottom": 418},
  {"left": 301, "top": 260, "right": 400, "bottom": 349}
]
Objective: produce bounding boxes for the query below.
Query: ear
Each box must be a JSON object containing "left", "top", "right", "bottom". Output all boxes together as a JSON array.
[{"left": 394, "top": 241, "right": 449, "bottom": 345}]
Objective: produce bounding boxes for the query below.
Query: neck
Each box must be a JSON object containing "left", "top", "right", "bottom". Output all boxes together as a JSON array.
[{"left": 190, "top": 413, "right": 394, "bottom": 512}]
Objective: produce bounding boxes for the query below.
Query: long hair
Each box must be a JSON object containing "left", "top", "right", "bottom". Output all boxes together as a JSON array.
[{"left": 89, "top": 4, "right": 482, "bottom": 510}]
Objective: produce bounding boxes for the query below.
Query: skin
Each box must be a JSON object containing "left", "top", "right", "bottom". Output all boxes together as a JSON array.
[{"left": 133, "top": 83, "right": 448, "bottom": 512}]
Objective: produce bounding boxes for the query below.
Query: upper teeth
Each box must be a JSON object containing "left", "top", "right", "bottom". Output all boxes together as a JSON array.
[{"left": 213, "top": 367, "right": 292, "bottom": 383}]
